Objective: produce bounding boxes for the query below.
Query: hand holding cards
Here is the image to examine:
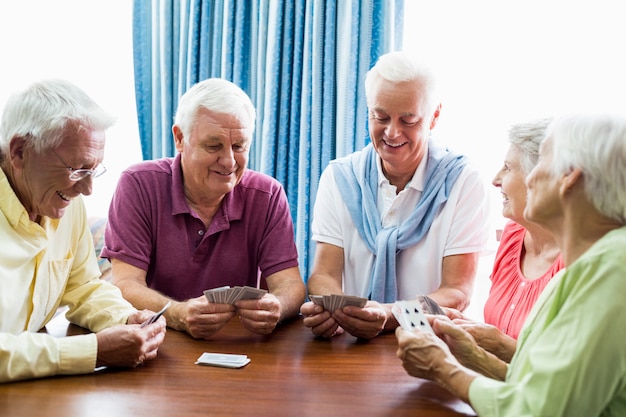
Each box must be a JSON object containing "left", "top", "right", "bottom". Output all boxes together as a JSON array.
[
  {"left": 392, "top": 299, "right": 433, "bottom": 333},
  {"left": 310, "top": 294, "right": 367, "bottom": 311},
  {"left": 204, "top": 285, "right": 267, "bottom": 305}
]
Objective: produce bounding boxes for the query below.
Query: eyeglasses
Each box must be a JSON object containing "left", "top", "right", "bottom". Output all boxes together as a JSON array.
[{"left": 52, "top": 149, "right": 107, "bottom": 181}]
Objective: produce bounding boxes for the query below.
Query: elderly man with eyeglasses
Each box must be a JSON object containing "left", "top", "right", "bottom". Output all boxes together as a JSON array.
[{"left": 0, "top": 79, "right": 167, "bottom": 383}]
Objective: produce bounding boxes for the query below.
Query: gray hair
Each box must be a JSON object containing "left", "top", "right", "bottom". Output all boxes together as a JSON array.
[
  {"left": 0, "top": 79, "right": 114, "bottom": 156},
  {"left": 173, "top": 78, "right": 256, "bottom": 141},
  {"left": 508, "top": 118, "right": 552, "bottom": 175},
  {"left": 547, "top": 114, "right": 626, "bottom": 225},
  {"left": 364, "top": 51, "right": 439, "bottom": 115}
]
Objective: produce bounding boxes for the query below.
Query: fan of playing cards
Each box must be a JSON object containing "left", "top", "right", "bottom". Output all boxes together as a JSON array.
[
  {"left": 204, "top": 285, "right": 267, "bottom": 305},
  {"left": 309, "top": 294, "right": 368, "bottom": 311}
]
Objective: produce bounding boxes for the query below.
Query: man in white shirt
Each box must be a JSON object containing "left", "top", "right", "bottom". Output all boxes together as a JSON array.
[{"left": 301, "top": 51, "right": 490, "bottom": 339}]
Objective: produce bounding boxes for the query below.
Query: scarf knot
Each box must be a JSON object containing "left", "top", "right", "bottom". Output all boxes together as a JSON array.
[{"left": 331, "top": 139, "right": 467, "bottom": 302}]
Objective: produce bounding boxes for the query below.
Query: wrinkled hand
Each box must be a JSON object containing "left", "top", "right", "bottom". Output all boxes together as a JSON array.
[
  {"left": 300, "top": 301, "right": 344, "bottom": 338},
  {"left": 453, "top": 319, "right": 516, "bottom": 362},
  {"left": 332, "top": 301, "right": 387, "bottom": 339},
  {"left": 234, "top": 293, "right": 282, "bottom": 335},
  {"left": 441, "top": 306, "right": 466, "bottom": 321},
  {"left": 395, "top": 324, "right": 453, "bottom": 382},
  {"left": 96, "top": 314, "right": 166, "bottom": 368},
  {"left": 173, "top": 295, "right": 237, "bottom": 339},
  {"left": 429, "top": 317, "right": 484, "bottom": 370}
]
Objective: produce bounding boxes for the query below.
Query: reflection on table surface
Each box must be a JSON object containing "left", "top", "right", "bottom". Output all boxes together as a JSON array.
[{"left": 0, "top": 314, "right": 476, "bottom": 417}]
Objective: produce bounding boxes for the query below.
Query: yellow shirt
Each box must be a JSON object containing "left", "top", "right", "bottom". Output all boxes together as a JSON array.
[{"left": 0, "top": 170, "right": 135, "bottom": 383}]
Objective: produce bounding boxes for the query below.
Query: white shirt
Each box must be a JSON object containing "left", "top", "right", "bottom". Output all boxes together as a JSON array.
[{"left": 311, "top": 147, "right": 491, "bottom": 300}]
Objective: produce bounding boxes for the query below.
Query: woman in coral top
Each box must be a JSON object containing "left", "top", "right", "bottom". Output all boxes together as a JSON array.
[{"left": 451, "top": 118, "right": 564, "bottom": 362}]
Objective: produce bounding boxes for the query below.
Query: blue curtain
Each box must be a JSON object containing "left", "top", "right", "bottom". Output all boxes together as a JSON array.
[{"left": 132, "top": 0, "right": 404, "bottom": 280}]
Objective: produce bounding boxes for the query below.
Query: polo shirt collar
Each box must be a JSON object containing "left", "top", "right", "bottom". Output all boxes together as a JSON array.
[
  {"left": 375, "top": 150, "right": 427, "bottom": 192},
  {"left": 170, "top": 153, "right": 190, "bottom": 216}
]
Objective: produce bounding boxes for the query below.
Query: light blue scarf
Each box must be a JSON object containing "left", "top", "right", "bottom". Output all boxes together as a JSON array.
[{"left": 331, "top": 139, "right": 467, "bottom": 302}]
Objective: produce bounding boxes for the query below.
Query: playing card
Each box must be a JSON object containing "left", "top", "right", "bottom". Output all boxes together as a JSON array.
[
  {"left": 391, "top": 303, "right": 410, "bottom": 330},
  {"left": 204, "top": 286, "right": 231, "bottom": 303},
  {"left": 330, "top": 294, "right": 343, "bottom": 311},
  {"left": 311, "top": 294, "right": 368, "bottom": 311},
  {"left": 204, "top": 286, "right": 267, "bottom": 305},
  {"left": 235, "top": 286, "right": 267, "bottom": 301},
  {"left": 309, "top": 295, "right": 324, "bottom": 306},
  {"left": 322, "top": 295, "right": 333, "bottom": 310},
  {"left": 340, "top": 295, "right": 368, "bottom": 308},
  {"left": 226, "top": 286, "right": 244, "bottom": 304},
  {"left": 392, "top": 300, "right": 433, "bottom": 332},
  {"left": 417, "top": 294, "right": 445, "bottom": 315},
  {"left": 195, "top": 352, "right": 251, "bottom": 369},
  {"left": 140, "top": 301, "right": 171, "bottom": 328}
]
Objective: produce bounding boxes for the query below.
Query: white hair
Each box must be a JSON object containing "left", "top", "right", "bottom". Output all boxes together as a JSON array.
[
  {"left": 364, "top": 51, "right": 439, "bottom": 115},
  {"left": 0, "top": 79, "right": 114, "bottom": 157},
  {"left": 173, "top": 78, "right": 256, "bottom": 141},
  {"left": 548, "top": 114, "right": 626, "bottom": 224}
]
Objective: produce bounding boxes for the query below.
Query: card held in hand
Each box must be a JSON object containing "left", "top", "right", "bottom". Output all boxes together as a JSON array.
[
  {"left": 392, "top": 300, "right": 433, "bottom": 333},
  {"left": 204, "top": 286, "right": 267, "bottom": 305},
  {"left": 309, "top": 294, "right": 367, "bottom": 311}
]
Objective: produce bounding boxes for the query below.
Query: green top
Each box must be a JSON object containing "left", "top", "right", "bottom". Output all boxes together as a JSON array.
[{"left": 470, "top": 227, "right": 626, "bottom": 417}]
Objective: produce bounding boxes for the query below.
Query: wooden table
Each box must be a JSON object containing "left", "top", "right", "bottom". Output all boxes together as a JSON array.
[{"left": 0, "top": 315, "right": 476, "bottom": 417}]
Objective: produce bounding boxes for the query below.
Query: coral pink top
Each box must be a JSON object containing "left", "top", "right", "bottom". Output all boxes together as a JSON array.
[{"left": 483, "top": 221, "right": 564, "bottom": 339}]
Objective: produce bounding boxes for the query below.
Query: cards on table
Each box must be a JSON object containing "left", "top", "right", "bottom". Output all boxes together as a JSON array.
[
  {"left": 204, "top": 285, "right": 267, "bottom": 305},
  {"left": 309, "top": 294, "right": 367, "bottom": 311},
  {"left": 392, "top": 299, "right": 433, "bottom": 333},
  {"left": 196, "top": 352, "right": 251, "bottom": 369}
]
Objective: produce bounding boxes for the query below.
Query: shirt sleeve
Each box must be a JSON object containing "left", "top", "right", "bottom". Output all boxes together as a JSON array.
[
  {"left": 61, "top": 197, "right": 135, "bottom": 332},
  {"left": 441, "top": 165, "right": 491, "bottom": 257},
  {"left": 311, "top": 166, "right": 345, "bottom": 248},
  {"left": 0, "top": 331, "right": 97, "bottom": 383},
  {"left": 468, "top": 245, "right": 626, "bottom": 416},
  {"left": 101, "top": 169, "right": 155, "bottom": 271},
  {"left": 257, "top": 180, "right": 300, "bottom": 279}
]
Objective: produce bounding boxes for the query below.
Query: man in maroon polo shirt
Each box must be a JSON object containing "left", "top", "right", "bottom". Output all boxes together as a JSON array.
[{"left": 102, "top": 78, "right": 305, "bottom": 339}]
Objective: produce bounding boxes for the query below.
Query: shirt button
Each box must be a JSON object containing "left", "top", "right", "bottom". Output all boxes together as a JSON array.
[
  {"left": 198, "top": 230, "right": 204, "bottom": 235},
  {"left": 520, "top": 282, "right": 526, "bottom": 287},
  {"left": 510, "top": 304, "right": 515, "bottom": 309}
]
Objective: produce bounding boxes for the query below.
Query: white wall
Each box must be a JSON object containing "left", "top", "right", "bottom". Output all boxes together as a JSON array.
[
  {"left": 403, "top": 0, "right": 626, "bottom": 228},
  {"left": 0, "top": 0, "right": 140, "bottom": 218}
]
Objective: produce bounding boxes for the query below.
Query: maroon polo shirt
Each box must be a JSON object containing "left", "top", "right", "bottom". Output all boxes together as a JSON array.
[{"left": 101, "top": 154, "right": 299, "bottom": 300}]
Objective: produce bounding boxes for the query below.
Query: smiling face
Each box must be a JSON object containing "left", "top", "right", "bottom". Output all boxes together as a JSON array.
[
  {"left": 174, "top": 107, "right": 251, "bottom": 204},
  {"left": 11, "top": 126, "right": 105, "bottom": 220},
  {"left": 492, "top": 144, "right": 529, "bottom": 224},
  {"left": 367, "top": 76, "right": 438, "bottom": 186}
]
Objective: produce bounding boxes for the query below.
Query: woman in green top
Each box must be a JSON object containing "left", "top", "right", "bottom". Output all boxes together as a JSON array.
[{"left": 396, "top": 114, "right": 626, "bottom": 417}]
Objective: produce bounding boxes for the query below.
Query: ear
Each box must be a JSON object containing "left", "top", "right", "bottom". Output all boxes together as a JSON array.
[
  {"left": 8, "top": 136, "right": 27, "bottom": 169},
  {"left": 429, "top": 103, "right": 442, "bottom": 130},
  {"left": 559, "top": 168, "right": 583, "bottom": 196},
  {"left": 172, "top": 125, "right": 185, "bottom": 152}
]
